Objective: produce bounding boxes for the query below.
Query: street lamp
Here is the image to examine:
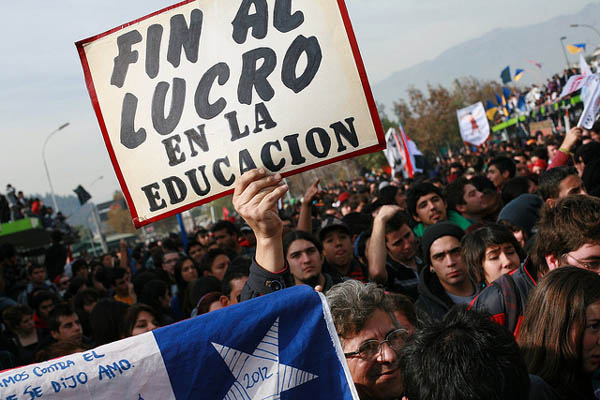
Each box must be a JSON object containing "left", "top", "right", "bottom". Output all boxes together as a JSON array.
[
  {"left": 42, "top": 122, "right": 69, "bottom": 214},
  {"left": 570, "top": 24, "right": 600, "bottom": 44},
  {"left": 560, "top": 36, "right": 570, "bottom": 69},
  {"left": 90, "top": 175, "right": 104, "bottom": 187},
  {"left": 88, "top": 175, "right": 108, "bottom": 254}
]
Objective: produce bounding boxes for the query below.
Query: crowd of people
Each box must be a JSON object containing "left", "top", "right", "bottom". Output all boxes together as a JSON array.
[
  {"left": 501, "top": 64, "right": 597, "bottom": 122},
  {"left": 0, "top": 118, "right": 600, "bottom": 398},
  {"left": 0, "top": 184, "right": 73, "bottom": 233}
]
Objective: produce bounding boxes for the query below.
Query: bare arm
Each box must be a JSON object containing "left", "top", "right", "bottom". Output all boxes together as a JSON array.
[
  {"left": 367, "top": 205, "right": 401, "bottom": 284},
  {"left": 549, "top": 127, "right": 582, "bottom": 169},
  {"left": 232, "top": 169, "right": 288, "bottom": 272},
  {"left": 297, "top": 179, "right": 320, "bottom": 233},
  {"left": 119, "top": 239, "right": 131, "bottom": 274}
]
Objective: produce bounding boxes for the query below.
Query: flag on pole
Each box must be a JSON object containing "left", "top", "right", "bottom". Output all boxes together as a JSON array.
[
  {"left": 0, "top": 286, "right": 359, "bottom": 399},
  {"left": 495, "top": 94, "right": 509, "bottom": 116},
  {"left": 516, "top": 96, "right": 527, "bottom": 113},
  {"left": 578, "top": 74, "right": 600, "bottom": 128},
  {"left": 500, "top": 66, "right": 512, "bottom": 84},
  {"left": 559, "top": 74, "right": 595, "bottom": 98},
  {"left": 514, "top": 69, "right": 525, "bottom": 81},
  {"left": 485, "top": 100, "right": 498, "bottom": 120},
  {"left": 384, "top": 128, "right": 404, "bottom": 177},
  {"left": 502, "top": 87, "right": 513, "bottom": 114},
  {"left": 580, "top": 53, "right": 592, "bottom": 75},
  {"left": 73, "top": 185, "right": 92, "bottom": 205},
  {"left": 222, "top": 206, "right": 230, "bottom": 220},
  {"left": 403, "top": 131, "right": 425, "bottom": 175},
  {"left": 567, "top": 43, "right": 586, "bottom": 54},
  {"left": 457, "top": 102, "right": 490, "bottom": 146},
  {"left": 384, "top": 126, "right": 423, "bottom": 179}
]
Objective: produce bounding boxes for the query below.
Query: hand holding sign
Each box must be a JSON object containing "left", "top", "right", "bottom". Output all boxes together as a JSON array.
[
  {"left": 233, "top": 169, "right": 287, "bottom": 271},
  {"left": 76, "top": 0, "right": 384, "bottom": 228},
  {"left": 561, "top": 127, "right": 583, "bottom": 152}
]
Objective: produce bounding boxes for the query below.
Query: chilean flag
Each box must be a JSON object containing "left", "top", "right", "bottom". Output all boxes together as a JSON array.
[
  {"left": 0, "top": 286, "right": 358, "bottom": 399},
  {"left": 384, "top": 125, "right": 424, "bottom": 179}
]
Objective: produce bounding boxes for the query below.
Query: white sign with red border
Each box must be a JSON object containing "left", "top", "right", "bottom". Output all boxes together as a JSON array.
[{"left": 76, "top": 0, "right": 384, "bottom": 228}]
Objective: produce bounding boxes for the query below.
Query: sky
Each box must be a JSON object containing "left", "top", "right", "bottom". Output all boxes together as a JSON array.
[{"left": 0, "top": 0, "right": 596, "bottom": 204}]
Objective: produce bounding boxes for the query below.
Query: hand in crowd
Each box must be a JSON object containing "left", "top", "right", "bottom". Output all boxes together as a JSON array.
[
  {"left": 561, "top": 126, "right": 583, "bottom": 151},
  {"left": 303, "top": 179, "right": 321, "bottom": 205},
  {"left": 373, "top": 204, "right": 401, "bottom": 221},
  {"left": 232, "top": 169, "right": 288, "bottom": 271}
]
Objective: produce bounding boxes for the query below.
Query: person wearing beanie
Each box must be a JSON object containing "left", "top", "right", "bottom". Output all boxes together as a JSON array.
[
  {"left": 415, "top": 222, "right": 478, "bottom": 321},
  {"left": 472, "top": 195, "right": 600, "bottom": 335},
  {"left": 497, "top": 194, "right": 543, "bottom": 250}
]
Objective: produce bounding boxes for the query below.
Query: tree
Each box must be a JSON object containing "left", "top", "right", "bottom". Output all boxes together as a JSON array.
[
  {"left": 393, "top": 77, "right": 503, "bottom": 154},
  {"left": 106, "top": 191, "right": 136, "bottom": 234}
]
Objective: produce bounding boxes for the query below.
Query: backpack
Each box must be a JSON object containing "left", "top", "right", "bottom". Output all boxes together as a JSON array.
[{"left": 491, "top": 273, "right": 522, "bottom": 333}]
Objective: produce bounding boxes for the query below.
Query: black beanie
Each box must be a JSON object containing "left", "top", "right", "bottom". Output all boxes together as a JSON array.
[
  {"left": 421, "top": 222, "right": 465, "bottom": 266},
  {"left": 497, "top": 194, "right": 543, "bottom": 238}
]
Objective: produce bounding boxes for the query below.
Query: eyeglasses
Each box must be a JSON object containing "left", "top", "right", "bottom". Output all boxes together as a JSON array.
[
  {"left": 344, "top": 328, "right": 407, "bottom": 360},
  {"left": 564, "top": 253, "right": 600, "bottom": 272}
]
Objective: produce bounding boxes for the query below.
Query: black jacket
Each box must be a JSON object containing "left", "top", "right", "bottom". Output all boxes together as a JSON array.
[
  {"left": 415, "top": 267, "right": 455, "bottom": 322},
  {"left": 470, "top": 258, "right": 537, "bottom": 334},
  {"left": 240, "top": 259, "right": 336, "bottom": 302},
  {"left": 384, "top": 257, "right": 423, "bottom": 301}
]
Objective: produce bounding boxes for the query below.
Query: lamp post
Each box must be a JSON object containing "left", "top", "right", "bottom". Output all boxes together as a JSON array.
[
  {"left": 90, "top": 175, "right": 103, "bottom": 187},
  {"left": 570, "top": 24, "right": 600, "bottom": 44},
  {"left": 89, "top": 175, "right": 108, "bottom": 254},
  {"left": 42, "top": 122, "right": 69, "bottom": 214},
  {"left": 560, "top": 36, "right": 570, "bottom": 69}
]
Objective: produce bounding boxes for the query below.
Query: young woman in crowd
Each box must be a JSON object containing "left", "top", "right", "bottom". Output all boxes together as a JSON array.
[
  {"left": 462, "top": 224, "right": 524, "bottom": 286},
  {"left": 122, "top": 304, "right": 161, "bottom": 337},
  {"left": 138, "top": 279, "right": 175, "bottom": 326},
  {"left": 89, "top": 298, "right": 130, "bottom": 346},
  {"left": 518, "top": 267, "right": 600, "bottom": 399},
  {"left": 2, "top": 305, "right": 43, "bottom": 366},
  {"left": 170, "top": 256, "right": 199, "bottom": 320}
]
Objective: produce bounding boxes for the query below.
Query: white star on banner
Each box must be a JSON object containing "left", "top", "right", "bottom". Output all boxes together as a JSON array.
[{"left": 212, "top": 317, "right": 318, "bottom": 400}]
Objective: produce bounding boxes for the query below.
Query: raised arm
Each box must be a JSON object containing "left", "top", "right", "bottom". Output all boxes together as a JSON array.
[
  {"left": 297, "top": 179, "right": 320, "bottom": 233},
  {"left": 548, "top": 126, "right": 582, "bottom": 169},
  {"left": 232, "top": 169, "right": 288, "bottom": 272},
  {"left": 367, "top": 205, "right": 401, "bottom": 284}
]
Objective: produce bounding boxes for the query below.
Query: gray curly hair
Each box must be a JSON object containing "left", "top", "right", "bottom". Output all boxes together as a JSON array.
[{"left": 326, "top": 280, "right": 394, "bottom": 342}]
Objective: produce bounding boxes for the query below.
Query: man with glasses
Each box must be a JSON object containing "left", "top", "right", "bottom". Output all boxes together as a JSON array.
[
  {"left": 471, "top": 195, "right": 600, "bottom": 334},
  {"left": 231, "top": 170, "right": 406, "bottom": 399},
  {"left": 327, "top": 280, "right": 406, "bottom": 400}
]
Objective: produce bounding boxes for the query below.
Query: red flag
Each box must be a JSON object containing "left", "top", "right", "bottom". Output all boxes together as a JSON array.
[
  {"left": 395, "top": 125, "right": 414, "bottom": 178},
  {"left": 222, "top": 206, "right": 229, "bottom": 220}
]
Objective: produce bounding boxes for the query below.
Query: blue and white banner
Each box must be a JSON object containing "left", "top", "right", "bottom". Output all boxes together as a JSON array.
[{"left": 0, "top": 286, "right": 358, "bottom": 399}]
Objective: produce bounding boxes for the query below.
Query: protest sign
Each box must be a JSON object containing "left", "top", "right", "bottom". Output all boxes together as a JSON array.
[
  {"left": 558, "top": 73, "right": 597, "bottom": 98},
  {"left": 528, "top": 119, "right": 555, "bottom": 137},
  {"left": 76, "top": 0, "right": 384, "bottom": 228},
  {"left": 0, "top": 286, "right": 358, "bottom": 399},
  {"left": 577, "top": 74, "right": 600, "bottom": 129},
  {"left": 456, "top": 102, "right": 490, "bottom": 146}
]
